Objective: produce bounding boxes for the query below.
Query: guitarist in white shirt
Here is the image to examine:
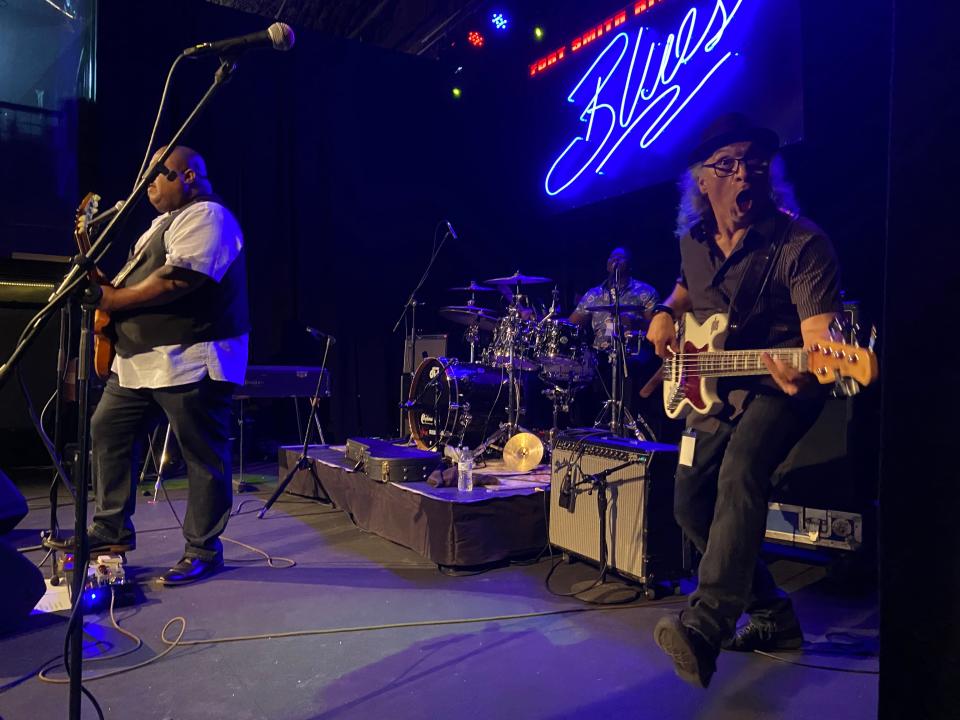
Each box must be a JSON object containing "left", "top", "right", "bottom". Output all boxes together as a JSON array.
[
  {"left": 48, "top": 146, "right": 248, "bottom": 586},
  {"left": 648, "top": 113, "right": 842, "bottom": 688}
]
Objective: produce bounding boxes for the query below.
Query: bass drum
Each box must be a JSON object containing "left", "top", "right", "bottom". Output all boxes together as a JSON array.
[{"left": 407, "top": 358, "right": 515, "bottom": 451}]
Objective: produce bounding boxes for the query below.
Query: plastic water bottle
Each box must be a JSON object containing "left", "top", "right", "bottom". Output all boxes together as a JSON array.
[{"left": 457, "top": 449, "right": 474, "bottom": 492}]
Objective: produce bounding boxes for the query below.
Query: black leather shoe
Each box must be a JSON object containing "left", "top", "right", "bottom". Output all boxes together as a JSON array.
[
  {"left": 157, "top": 556, "right": 223, "bottom": 586},
  {"left": 726, "top": 617, "right": 804, "bottom": 652},
  {"left": 44, "top": 531, "right": 134, "bottom": 555},
  {"left": 653, "top": 614, "right": 719, "bottom": 689}
]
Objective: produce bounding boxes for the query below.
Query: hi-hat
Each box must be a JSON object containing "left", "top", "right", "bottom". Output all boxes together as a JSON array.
[
  {"left": 449, "top": 281, "right": 496, "bottom": 292},
  {"left": 502, "top": 432, "right": 544, "bottom": 472},
  {"left": 486, "top": 271, "right": 552, "bottom": 285},
  {"left": 585, "top": 304, "right": 646, "bottom": 314},
  {"left": 438, "top": 305, "right": 500, "bottom": 331}
]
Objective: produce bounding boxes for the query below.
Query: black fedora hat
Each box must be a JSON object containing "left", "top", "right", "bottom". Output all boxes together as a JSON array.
[{"left": 688, "top": 112, "right": 779, "bottom": 165}]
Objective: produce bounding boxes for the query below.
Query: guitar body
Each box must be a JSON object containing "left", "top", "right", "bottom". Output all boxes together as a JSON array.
[
  {"left": 92, "top": 308, "right": 116, "bottom": 380},
  {"left": 663, "top": 312, "right": 729, "bottom": 419}
]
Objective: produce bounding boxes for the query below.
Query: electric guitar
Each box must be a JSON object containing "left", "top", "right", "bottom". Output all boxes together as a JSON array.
[
  {"left": 74, "top": 193, "right": 116, "bottom": 380},
  {"left": 662, "top": 312, "right": 879, "bottom": 418}
]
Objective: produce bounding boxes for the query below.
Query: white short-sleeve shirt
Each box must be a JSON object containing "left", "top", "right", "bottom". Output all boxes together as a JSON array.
[{"left": 112, "top": 201, "right": 248, "bottom": 389}]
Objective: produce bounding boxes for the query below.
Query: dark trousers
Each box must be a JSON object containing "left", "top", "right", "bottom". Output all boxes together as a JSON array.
[
  {"left": 90, "top": 375, "right": 235, "bottom": 562},
  {"left": 675, "top": 393, "right": 823, "bottom": 647}
]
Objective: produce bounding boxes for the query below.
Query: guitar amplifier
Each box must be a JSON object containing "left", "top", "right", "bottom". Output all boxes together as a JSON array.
[
  {"left": 550, "top": 433, "right": 685, "bottom": 584},
  {"left": 345, "top": 437, "right": 442, "bottom": 483}
]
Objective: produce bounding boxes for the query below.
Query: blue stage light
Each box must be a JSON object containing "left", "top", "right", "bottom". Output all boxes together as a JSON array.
[{"left": 491, "top": 12, "right": 509, "bottom": 31}]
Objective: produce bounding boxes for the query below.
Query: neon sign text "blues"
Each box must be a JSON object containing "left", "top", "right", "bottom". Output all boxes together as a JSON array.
[{"left": 544, "top": 0, "right": 743, "bottom": 197}]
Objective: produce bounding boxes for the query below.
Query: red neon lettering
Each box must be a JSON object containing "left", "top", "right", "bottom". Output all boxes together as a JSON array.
[
  {"left": 572, "top": 38, "right": 582, "bottom": 51},
  {"left": 614, "top": 11, "right": 627, "bottom": 27}
]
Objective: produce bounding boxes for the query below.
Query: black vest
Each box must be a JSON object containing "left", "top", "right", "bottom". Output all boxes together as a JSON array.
[{"left": 112, "top": 200, "right": 250, "bottom": 357}]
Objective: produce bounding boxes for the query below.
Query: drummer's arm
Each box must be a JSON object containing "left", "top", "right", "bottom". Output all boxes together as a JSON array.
[{"left": 568, "top": 307, "right": 590, "bottom": 325}]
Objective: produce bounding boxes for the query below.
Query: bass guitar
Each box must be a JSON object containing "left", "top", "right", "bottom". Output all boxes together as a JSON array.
[{"left": 663, "top": 312, "right": 879, "bottom": 418}]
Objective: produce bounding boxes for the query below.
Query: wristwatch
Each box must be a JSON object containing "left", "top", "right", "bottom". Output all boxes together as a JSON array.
[{"left": 651, "top": 304, "right": 676, "bottom": 321}]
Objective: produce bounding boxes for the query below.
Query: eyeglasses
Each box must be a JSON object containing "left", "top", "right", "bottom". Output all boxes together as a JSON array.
[{"left": 702, "top": 156, "right": 770, "bottom": 178}]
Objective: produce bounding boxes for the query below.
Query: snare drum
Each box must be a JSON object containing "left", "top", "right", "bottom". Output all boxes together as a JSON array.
[{"left": 407, "top": 358, "right": 516, "bottom": 451}]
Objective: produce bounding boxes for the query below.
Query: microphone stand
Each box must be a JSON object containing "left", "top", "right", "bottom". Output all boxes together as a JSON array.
[
  {"left": 0, "top": 55, "right": 239, "bottom": 720},
  {"left": 258, "top": 333, "right": 333, "bottom": 518},
  {"left": 570, "top": 457, "right": 645, "bottom": 604},
  {"left": 392, "top": 226, "right": 452, "bottom": 438}
]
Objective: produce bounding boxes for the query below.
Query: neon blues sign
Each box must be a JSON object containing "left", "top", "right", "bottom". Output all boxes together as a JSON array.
[{"left": 544, "top": 0, "right": 745, "bottom": 198}]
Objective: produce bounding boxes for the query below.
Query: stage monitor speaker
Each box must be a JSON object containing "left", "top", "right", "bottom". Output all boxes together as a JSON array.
[
  {"left": 549, "top": 434, "right": 684, "bottom": 584},
  {"left": 0, "top": 539, "right": 46, "bottom": 635},
  {"left": 0, "top": 468, "right": 28, "bottom": 535},
  {"left": 403, "top": 334, "right": 447, "bottom": 374}
]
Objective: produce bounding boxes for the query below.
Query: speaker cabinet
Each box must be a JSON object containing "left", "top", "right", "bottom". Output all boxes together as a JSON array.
[{"left": 549, "top": 434, "right": 684, "bottom": 584}]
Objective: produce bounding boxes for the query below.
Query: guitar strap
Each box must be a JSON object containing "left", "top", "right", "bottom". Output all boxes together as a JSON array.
[{"left": 726, "top": 212, "right": 795, "bottom": 339}]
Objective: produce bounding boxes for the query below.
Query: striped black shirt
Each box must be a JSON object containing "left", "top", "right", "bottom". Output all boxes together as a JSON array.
[{"left": 678, "top": 211, "right": 842, "bottom": 350}]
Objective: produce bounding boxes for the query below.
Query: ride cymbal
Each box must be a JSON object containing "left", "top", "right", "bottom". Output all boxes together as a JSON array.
[
  {"left": 485, "top": 271, "right": 553, "bottom": 285},
  {"left": 438, "top": 305, "right": 500, "bottom": 331},
  {"left": 449, "top": 281, "right": 497, "bottom": 292}
]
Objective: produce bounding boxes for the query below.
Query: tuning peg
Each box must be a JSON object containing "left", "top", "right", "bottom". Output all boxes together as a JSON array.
[{"left": 869, "top": 325, "right": 878, "bottom": 352}]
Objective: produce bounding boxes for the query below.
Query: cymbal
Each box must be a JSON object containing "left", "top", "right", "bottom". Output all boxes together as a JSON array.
[
  {"left": 584, "top": 304, "right": 647, "bottom": 314},
  {"left": 449, "top": 281, "right": 496, "bottom": 292},
  {"left": 485, "top": 271, "right": 553, "bottom": 286},
  {"left": 502, "top": 432, "right": 544, "bottom": 472},
  {"left": 438, "top": 305, "right": 500, "bottom": 331}
]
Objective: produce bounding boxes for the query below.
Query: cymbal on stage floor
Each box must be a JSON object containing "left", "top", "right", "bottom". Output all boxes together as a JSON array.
[
  {"left": 485, "top": 271, "right": 553, "bottom": 286},
  {"left": 502, "top": 432, "right": 544, "bottom": 472},
  {"left": 438, "top": 305, "right": 500, "bottom": 331}
]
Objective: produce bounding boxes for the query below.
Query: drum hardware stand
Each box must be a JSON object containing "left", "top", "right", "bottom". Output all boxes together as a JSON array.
[
  {"left": 464, "top": 322, "right": 480, "bottom": 363},
  {"left": 475, "top": 302, "right": 528, "bottom": 458},
  {"left": 139, "top": 424, "right": 174, "bottom": 503},
  {"left": 392, "top": 223, "right": 455, "bottom": 438},
  {"left": 259, "top": 333, "right": 334, "bottom": 519},
  {"left": 592, "top": 266, "right": 648, "bottom": 441},
  {"left": 543, "top": 382, "right": 576, "bottom": 448}
]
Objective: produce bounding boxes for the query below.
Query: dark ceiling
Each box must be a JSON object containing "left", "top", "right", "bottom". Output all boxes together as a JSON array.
[{"left": 203, "top": 0, "right": 484, "bottom": 56}]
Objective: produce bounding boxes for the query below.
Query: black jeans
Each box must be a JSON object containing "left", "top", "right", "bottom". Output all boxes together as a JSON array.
[
  {"left": 89, "top": 374, "right": 235, "bottom": 562},
  {"left": 675, "top": 393, "right": 823, "bottom": 647}
]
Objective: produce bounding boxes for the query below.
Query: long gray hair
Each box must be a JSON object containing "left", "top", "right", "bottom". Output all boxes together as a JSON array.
[{"left": 674, "top": 155, "right": 800, "bottom": 239}]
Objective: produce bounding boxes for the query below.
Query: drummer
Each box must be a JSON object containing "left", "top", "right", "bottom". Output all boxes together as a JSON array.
[{"left": 568, "top": 247, "right": 659, "bottom": 348}]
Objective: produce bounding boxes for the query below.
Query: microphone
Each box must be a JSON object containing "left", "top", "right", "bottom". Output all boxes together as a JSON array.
[
  {"left": 445, "top": 221, "right": 459, "bottom": 240},
  {"left": 305, "top": 326, "right": 336, "bottom": 345},
  {"left": 88, "top": 201, "right": 125, "bottom": 227},
  {"left": 183, "top": 22, "right": 295, "bottom": 58}
]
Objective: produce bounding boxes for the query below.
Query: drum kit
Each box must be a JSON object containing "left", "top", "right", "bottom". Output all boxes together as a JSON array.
[{"left": 405, "top": 270, "right": 653, "bottom": 459}]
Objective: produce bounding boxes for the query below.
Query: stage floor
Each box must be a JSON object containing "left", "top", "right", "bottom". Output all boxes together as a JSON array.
[{"left": 0, "top": 469, "right": 879, "bottom": 720}]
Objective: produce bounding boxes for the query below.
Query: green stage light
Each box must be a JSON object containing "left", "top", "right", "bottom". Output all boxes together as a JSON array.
[
  {"left": 533, "top": 26, "right": 545, "bottom": 41},
  {"left": 452, "top": 87, "right": 462, "bottom": 99}
]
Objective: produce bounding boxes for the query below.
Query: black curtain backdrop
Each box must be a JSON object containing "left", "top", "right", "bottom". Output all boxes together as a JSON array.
[{"left": 879, "top": 2, "right": 960, "bottom": 718}]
